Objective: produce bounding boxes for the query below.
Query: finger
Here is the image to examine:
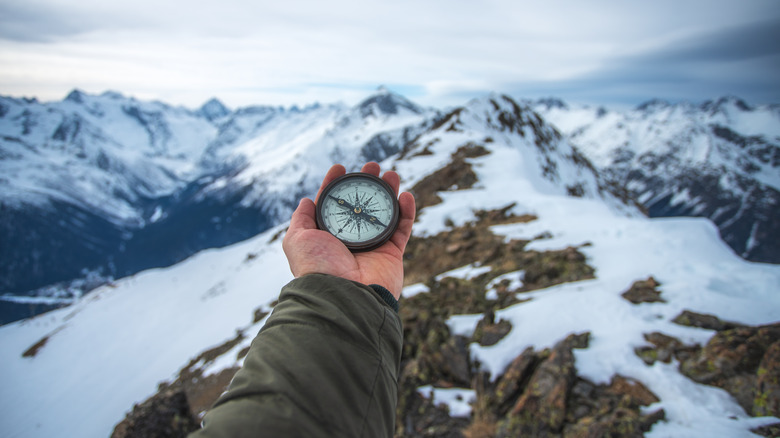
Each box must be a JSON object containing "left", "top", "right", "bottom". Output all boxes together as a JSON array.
[
  {"left": 361, "top": 162, "right": 380, "bottom": 176},
  {"left": 288, "top": 198, "right": 317, "bottom": 232},
  {"left": 390, "top": 191, "right": 416, "bottom": 251},
  {"left": 381, "top": 170, "right": 401, "bottom": 196},
  {"left": 314, "top": 164, "right": 346, "bottom": 204}
]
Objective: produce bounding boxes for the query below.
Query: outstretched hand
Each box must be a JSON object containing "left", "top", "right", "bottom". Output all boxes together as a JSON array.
[{"left": 282, "top": 162, "right": 416, "bottom": 299}]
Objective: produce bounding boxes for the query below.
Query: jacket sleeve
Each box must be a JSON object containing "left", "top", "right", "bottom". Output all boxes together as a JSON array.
[{"left": 189, "top": 273, "right": 403, "bottom": 438}]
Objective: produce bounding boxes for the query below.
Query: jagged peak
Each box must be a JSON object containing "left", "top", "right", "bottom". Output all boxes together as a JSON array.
[
  {"left": 635, "top": 99, "right": 672, "bottom": 112},
  {"left": 357, "top": 87, "right": 423, "bottom": 118},
  {"left": 100, "top": 90, "right": 125, "bottom": 100},
  {"left": 535, "top": 97, "right": 569, "bottom": 110},
  {"left": 375, "top": 85, "right": 391, "bottom": 95},
  {"left": 701, "top": 95, "right": 753, "bottom": 113},
  {"left": 198, "top": 98, "right": 231, "bottom": 121},
  {"left": 473, "top": 94, "right": 556, "bottom": 136},
  {"left": 65, "top": 89, "right": 87, "bottom": 104}
]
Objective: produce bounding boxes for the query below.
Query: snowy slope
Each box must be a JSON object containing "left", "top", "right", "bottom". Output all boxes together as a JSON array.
[
  {"left": 0, "top": 224, "right": 292, "bottom": 438},
  {"left": 531, "top": 97, "right": 780, "bottom": 263},
  {"left": 1, "top": 94, "right": 778, "bottom": 437}
]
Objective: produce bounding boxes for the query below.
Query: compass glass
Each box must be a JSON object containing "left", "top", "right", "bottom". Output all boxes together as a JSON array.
[{"left": 315, "top": 173, "right": 399, "bottom": 251}]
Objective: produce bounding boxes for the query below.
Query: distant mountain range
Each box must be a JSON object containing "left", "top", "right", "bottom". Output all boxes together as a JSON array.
[
  {"left": 530, "top": 96, "right": 779, "bottom": 264},
  {"left": 0, "top": 88, "right": 433, "bottom": 322},
  {"left": 0, "top": 88, "right": 777, "bottom": 324}
]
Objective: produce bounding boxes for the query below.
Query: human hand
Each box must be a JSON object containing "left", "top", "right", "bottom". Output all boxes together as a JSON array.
[{"left": 282, "top": 162, "right": 415, "bottom": 299}]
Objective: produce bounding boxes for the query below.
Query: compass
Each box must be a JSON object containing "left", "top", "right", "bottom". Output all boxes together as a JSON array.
[{"left": 315, "top": 172, "right": 400, "bottom": 252}]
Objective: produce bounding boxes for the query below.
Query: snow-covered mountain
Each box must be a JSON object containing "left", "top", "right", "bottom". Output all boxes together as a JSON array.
[
  {"left": 0, "top": 87, "right": 433, "bottom": 322},
  {"left": 531, "top": 96, "right": 780, "bottom": 264},
  {"left": 4, "top": 88, "right": 778, "bottom": 327},
  {"left": 1, "top": 94, "right": 778, "bottom": 438}
]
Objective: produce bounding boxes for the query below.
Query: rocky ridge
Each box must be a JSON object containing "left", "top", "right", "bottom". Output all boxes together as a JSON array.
[
  {"left": 110, "top": 199, "right": 780, "bottom": 438},
  {"left": 105, "top": 97, "right": 779, "bottom": 437}
]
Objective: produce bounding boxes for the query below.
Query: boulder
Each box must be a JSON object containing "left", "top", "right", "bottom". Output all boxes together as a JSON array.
[
  {"left": 111, "top": 388, "right": 198, "bottom": 438},
  {"left": 754, "top": 341, "right": 780, "bottom": 417},
  {"left": 672, "top": 310, "right": 745, "bottom": 331},
  {"left": 680, "top": 323, "right": 780, "bottom": 416},
  {"left": 621, "top": 277, "right": 665, "bottom": 304}
]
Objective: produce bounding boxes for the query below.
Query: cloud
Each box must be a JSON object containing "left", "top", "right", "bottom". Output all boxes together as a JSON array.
[
  {"left": 497, "top": 17, "right": 780, "bottom": 106},
  {"left": 1, "top": 0, "right": 779, "bottom": 108},
  {"left": 0, "top": 2, "right": 90, "bottom": 42},
  {"left": 653, "top": 17, "right": 780, "bottom": 63}
]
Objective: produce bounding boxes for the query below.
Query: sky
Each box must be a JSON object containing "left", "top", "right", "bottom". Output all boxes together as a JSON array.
[{"left": 1, "top": 0, "right": 779, "bottom": 110}]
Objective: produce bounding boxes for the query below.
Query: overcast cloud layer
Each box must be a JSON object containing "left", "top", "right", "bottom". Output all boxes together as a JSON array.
[{"left": 1, "top": 0, "right": 778, "bottom": 109}]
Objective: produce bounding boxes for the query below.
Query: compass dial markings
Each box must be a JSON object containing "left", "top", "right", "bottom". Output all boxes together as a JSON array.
[{"left": 316, "top": 173, "right": 400, "bottom": 250}]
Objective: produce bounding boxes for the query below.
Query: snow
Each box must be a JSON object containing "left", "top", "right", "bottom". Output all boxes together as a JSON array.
[
  {"left": 0, "top": 224, "right": 294, "bottom": 438},
  {"left": 533, "top": 97, "right": 780, "bottom": 193},
  {"left": 434, "top": 263, "right": 492, "bottom": 282},
  {"left": 149, "top": 206, "right": 164, "bottom": 223},
  {"left": 402, "top": 283, "right": 430, "bottom": 298},
  {"left": 725, "top": 103, "right": 780, "bottom": 139},
  {"left": 743, "top": 222, "right": 761, "bottom": 258},
  {"left": 447, "top": 314, "right": 485, "bottom": 338},
  {"left": 0, "top": 295, "right": 74, "bottom": 306},
  {"left": 485, "top": 270, "right": 524, "bottom": 299},
  {"left": 416, "top": 385, "right": 476, "bottom": 418},
  {"left": 0, "top": 92, "right": 218, "bottom": 223}
]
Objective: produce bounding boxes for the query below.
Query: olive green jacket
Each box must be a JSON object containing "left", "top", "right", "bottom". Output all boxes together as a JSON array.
[{"left": 190, "top": 274, "right": 403, "bottom": 438}]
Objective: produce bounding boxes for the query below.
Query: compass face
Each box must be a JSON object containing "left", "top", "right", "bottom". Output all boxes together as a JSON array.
[{"left": 315, "top": 173, "right": 400, "bottom": 251}]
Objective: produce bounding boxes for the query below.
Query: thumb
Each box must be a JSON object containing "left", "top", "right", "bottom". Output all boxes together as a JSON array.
[{"left": 289, "top": 198, "right": 318, "bottom": 232}]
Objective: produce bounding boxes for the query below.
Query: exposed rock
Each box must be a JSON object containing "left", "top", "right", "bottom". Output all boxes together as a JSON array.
[
  {"left": 403, "top": 217, "right": 530, "bottom": 287},
  {"left": 113, "top": 331, "right": 246, "bottom": 435},
  {"left": 403, "top": 201, "right": 593, "bottom": 294},
  {"left": 679, "top": 323, "right": 780, "bottom": 416},
  {"left": 467, "top": 333, "right": 664, "bottom": 438},
  {"left": 396, "top": 385, "right": 471, "bottom": 438},
  {"left": 672, "top": 309, "right": 745, "bottom": 331},
  {"left": 111, "top": 388, "right": 198, "bottom": 438},
  {"left": 409, "top": 143, "right": 490, "bottom": 212},
  {"left": 562, "top": 374, "right": 664, "bottom": 438},
  {"left": 497, "top": 335, "right": 583, "bottom": 436},
  {"left": 472, "top": 310, "right": 513, "bottom": 347},
  {"left": 472, "top": 203, "right": 530, "bottom": 226},
  {"left": 606, "top": 375, "right": 661, "bottom": 407},
  {"left": 752, "top": 422, "right": 780, "bottom": 437},
  {"left": 634, "top": 331, "right": 699, "bottom": 365},
  {"left": 252, "top": 307, "right": 269, "bottom": 323},
  {"left": 635, "top": 323, "right": 780, "bottom": 421},
  {"left": 519, "top": 246, "right": 595, "bottom": 291},
  {"left": 22, "top": 335, "right": 49, "bottom": 358},
  {"left": 754, "top": 340, "right": 780, "bottom": 417},
  {"left": 396, "top": 352, "right": 471, "bottom": 437},
  {"left": 430, "top": 335, "right": 473, "bottom": 387},
  {"left": 621, "top": 277, "right": 665, "bottom": 304},
  {"left": 492, "top": 348, "right": 539, "bottom": 416}
]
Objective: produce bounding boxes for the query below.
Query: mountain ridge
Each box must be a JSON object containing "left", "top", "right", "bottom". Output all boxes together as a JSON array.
[
  {"left": 530, "top": 96, "right": 780, "bottom": 263},
  {"left": 0, "top": 88, "right": 433, "bottom": 317},
  {"left": 1, "top": 89, "right": 777, "bottom": 325}
]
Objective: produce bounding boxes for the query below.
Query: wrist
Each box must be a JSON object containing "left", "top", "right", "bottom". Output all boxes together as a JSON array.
[{"left": 368, "top": 284, "right": 399, "bottom": 313}]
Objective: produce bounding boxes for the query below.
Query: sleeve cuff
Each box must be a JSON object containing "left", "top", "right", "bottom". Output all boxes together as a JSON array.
[{"left": 368, "top": 284, "right": 399, "bottom": 313}]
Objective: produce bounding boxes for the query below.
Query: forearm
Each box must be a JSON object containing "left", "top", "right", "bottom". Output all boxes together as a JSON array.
[{"left": 191, "top": 274, "right": 403, "bottom": 438}]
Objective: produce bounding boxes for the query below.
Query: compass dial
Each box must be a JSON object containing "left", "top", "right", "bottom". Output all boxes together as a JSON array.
[{"left": 315, "top": 173, "right": 400, "bottom": 252}]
